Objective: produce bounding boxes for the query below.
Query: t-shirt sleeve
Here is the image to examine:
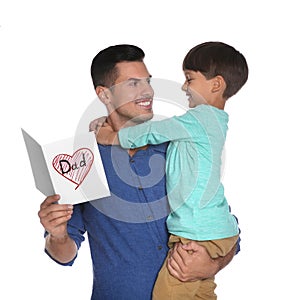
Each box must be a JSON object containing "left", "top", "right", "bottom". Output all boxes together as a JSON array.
[{"left": 118, "top": 112, "right": 197, "bottom": 149}]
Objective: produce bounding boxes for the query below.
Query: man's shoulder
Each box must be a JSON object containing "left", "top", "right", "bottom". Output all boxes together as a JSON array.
[
  {"left": 149, "top": 142, "right": 169, "bottom": 154},
  {"left": 97, "top": 143, "right": 168, "bottom": 163}
]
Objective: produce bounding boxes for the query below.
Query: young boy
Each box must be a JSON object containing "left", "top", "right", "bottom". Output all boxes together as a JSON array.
[{"left": 98, "top": 42, "right": 248, "bottom": 299}]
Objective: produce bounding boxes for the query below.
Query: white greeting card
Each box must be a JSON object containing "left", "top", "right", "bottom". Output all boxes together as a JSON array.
[{"left": 22, "top": 129, "right": 110, "bottom": 204}]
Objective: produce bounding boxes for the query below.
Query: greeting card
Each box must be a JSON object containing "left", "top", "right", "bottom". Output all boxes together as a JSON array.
[{"left": 22, "top": 129, "right": 110, "bottom": 204}]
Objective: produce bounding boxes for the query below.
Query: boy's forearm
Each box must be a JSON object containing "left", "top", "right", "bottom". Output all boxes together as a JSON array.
[{"left": 45, "top": 234, "right": 77, "bottom": 264}]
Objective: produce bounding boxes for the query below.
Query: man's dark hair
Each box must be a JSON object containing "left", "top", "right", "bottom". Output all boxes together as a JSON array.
[
  {"left": 91, "top": 44, "right": 145, "bottom": 89},
  {"left": 183, "top": 42, "right": 248, "bottom": 99}
]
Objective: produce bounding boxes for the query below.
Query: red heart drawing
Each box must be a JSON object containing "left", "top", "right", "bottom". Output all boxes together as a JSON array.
[{"left": 52, "top": 148, "right": 94, "bottom": 190}]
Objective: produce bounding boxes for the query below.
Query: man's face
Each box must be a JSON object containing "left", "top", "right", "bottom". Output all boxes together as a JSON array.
[{"left": 108, "top": 61, "right": 154, "bottom": 125}]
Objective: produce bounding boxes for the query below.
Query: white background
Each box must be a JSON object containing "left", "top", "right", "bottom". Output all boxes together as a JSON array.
[{"left": 1, "top": 0, "right": 299, "bottom": 299}]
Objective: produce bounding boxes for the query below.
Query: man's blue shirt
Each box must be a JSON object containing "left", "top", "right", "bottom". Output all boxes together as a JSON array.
[{"left": 58, "top": 143, "right": 170, "bottom": 299}]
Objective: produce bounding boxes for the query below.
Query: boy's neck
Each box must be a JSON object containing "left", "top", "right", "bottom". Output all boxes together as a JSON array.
[{"left": 208, "top": 97, "right": 226, "bottom": 110}]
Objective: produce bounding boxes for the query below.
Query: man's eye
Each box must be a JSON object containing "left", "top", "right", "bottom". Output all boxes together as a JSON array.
[
  {"left": 128, "top": 80, "right": 138, "bottom": 86},
  {"left": 146, "top": 77, "right": 151, "bottom": 84}
]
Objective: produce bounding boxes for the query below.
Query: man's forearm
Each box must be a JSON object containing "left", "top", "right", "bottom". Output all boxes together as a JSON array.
[{"left": 45, "top": 234, "right": 77, "bottom": 264}]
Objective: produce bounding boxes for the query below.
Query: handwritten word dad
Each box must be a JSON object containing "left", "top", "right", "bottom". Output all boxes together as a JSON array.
[{"left": 52, "top": 148, "right": 94, "bottom": 189}]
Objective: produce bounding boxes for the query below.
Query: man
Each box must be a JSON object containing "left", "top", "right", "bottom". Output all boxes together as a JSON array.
[{"left": 38, "top": 44, "right": 237, "bottom": 299}]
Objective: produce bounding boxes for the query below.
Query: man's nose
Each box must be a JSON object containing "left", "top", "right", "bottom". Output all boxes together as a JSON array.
[{"left": 141, "top": 80, "right": 154, "bottom": 96}]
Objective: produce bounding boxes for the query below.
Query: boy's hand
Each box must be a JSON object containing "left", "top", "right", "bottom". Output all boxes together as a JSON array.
[
  {"left": 89, "top": 116, "right": 107, "bottom": 134},
  {"left": 96, "top": 122, "right": 120, "bottom": 145}
]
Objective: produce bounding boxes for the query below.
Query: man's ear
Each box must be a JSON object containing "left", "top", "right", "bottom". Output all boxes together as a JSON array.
[
  {"left": 96, "top": 86, "right": 111, "bottom": 105},
  {"left": 211, "top": 75, "right": 226, "bottom": 94}
]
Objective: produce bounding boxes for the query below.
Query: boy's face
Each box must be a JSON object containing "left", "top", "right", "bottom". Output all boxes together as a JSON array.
[
  {"left": 182, "top": 70, "right": 214, "bottom": 108},
  {"left": 107, "top": 61, "right": 154, "bottom": 125}
]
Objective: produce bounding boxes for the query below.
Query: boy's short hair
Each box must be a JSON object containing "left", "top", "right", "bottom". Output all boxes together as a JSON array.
[
  {"left": 183, "top": 42, "right": 248, "bottom": 99},
  {"left": 91, "top": 44, "right": 145, "bottom": 89}
]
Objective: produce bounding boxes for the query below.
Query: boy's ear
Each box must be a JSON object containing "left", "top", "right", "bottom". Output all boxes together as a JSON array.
[
  {"left": 211, "top": 75, "right": 226, "bottom": 93},
  {"left": 96, "top": 86, "right": 111, "bottom": 105}
]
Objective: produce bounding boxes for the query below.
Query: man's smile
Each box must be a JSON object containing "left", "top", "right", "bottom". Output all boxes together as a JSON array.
[{"left": 135, "top": 98, "right": 153, "bottom": 109}]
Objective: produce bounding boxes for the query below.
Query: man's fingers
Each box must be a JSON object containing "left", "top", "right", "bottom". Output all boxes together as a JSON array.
[
  {"left": 170, "top": 243, "right": 186, "bottom": 264},
  {"left": 39, "top": 208, "right": 73, "bottom": 234},
  {"left": 40, "top": 208, "right": 72, "bottom": 220},
  {"left": 40, "top": 194, "right": 60, "bottom": 209},
  {"left": 46, "top": 211, "right": 73, "bottom": 226},
  {"left": 167, "top": 244, "right": 184, "bottom": 274},
  {"left": 167, "top": 243, "right": 195, "bottom": 282},
  {"left": 39, "top": 203, "right": 73, "bottom": 218},
  {"left": 39, "top": 195, "right": 73, "bottom": 221}
]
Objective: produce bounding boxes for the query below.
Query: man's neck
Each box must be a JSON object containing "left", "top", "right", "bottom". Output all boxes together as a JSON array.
[
  {"left": 105, "top": 115, "right": 149, "bottom": 157},
  {"left": 106, "top": 114, "right": 137, "bottom": 132},
  {"left": 128, "top": 146, "right": 149, "bottom": 157}
]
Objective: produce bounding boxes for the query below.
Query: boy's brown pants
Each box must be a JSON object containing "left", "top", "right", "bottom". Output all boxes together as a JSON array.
[{"left": 152, "top": 234, "right": 239, "bottom": 300}]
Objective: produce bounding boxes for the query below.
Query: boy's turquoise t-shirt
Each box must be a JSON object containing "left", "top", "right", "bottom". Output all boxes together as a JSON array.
[{"left": 118, "top": 105, "right": 239, "bottom": 240}]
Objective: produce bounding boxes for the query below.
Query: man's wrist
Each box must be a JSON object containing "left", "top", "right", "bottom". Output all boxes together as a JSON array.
[{"left": 48, "top": 233, "right": 69, "bottom": 244}]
